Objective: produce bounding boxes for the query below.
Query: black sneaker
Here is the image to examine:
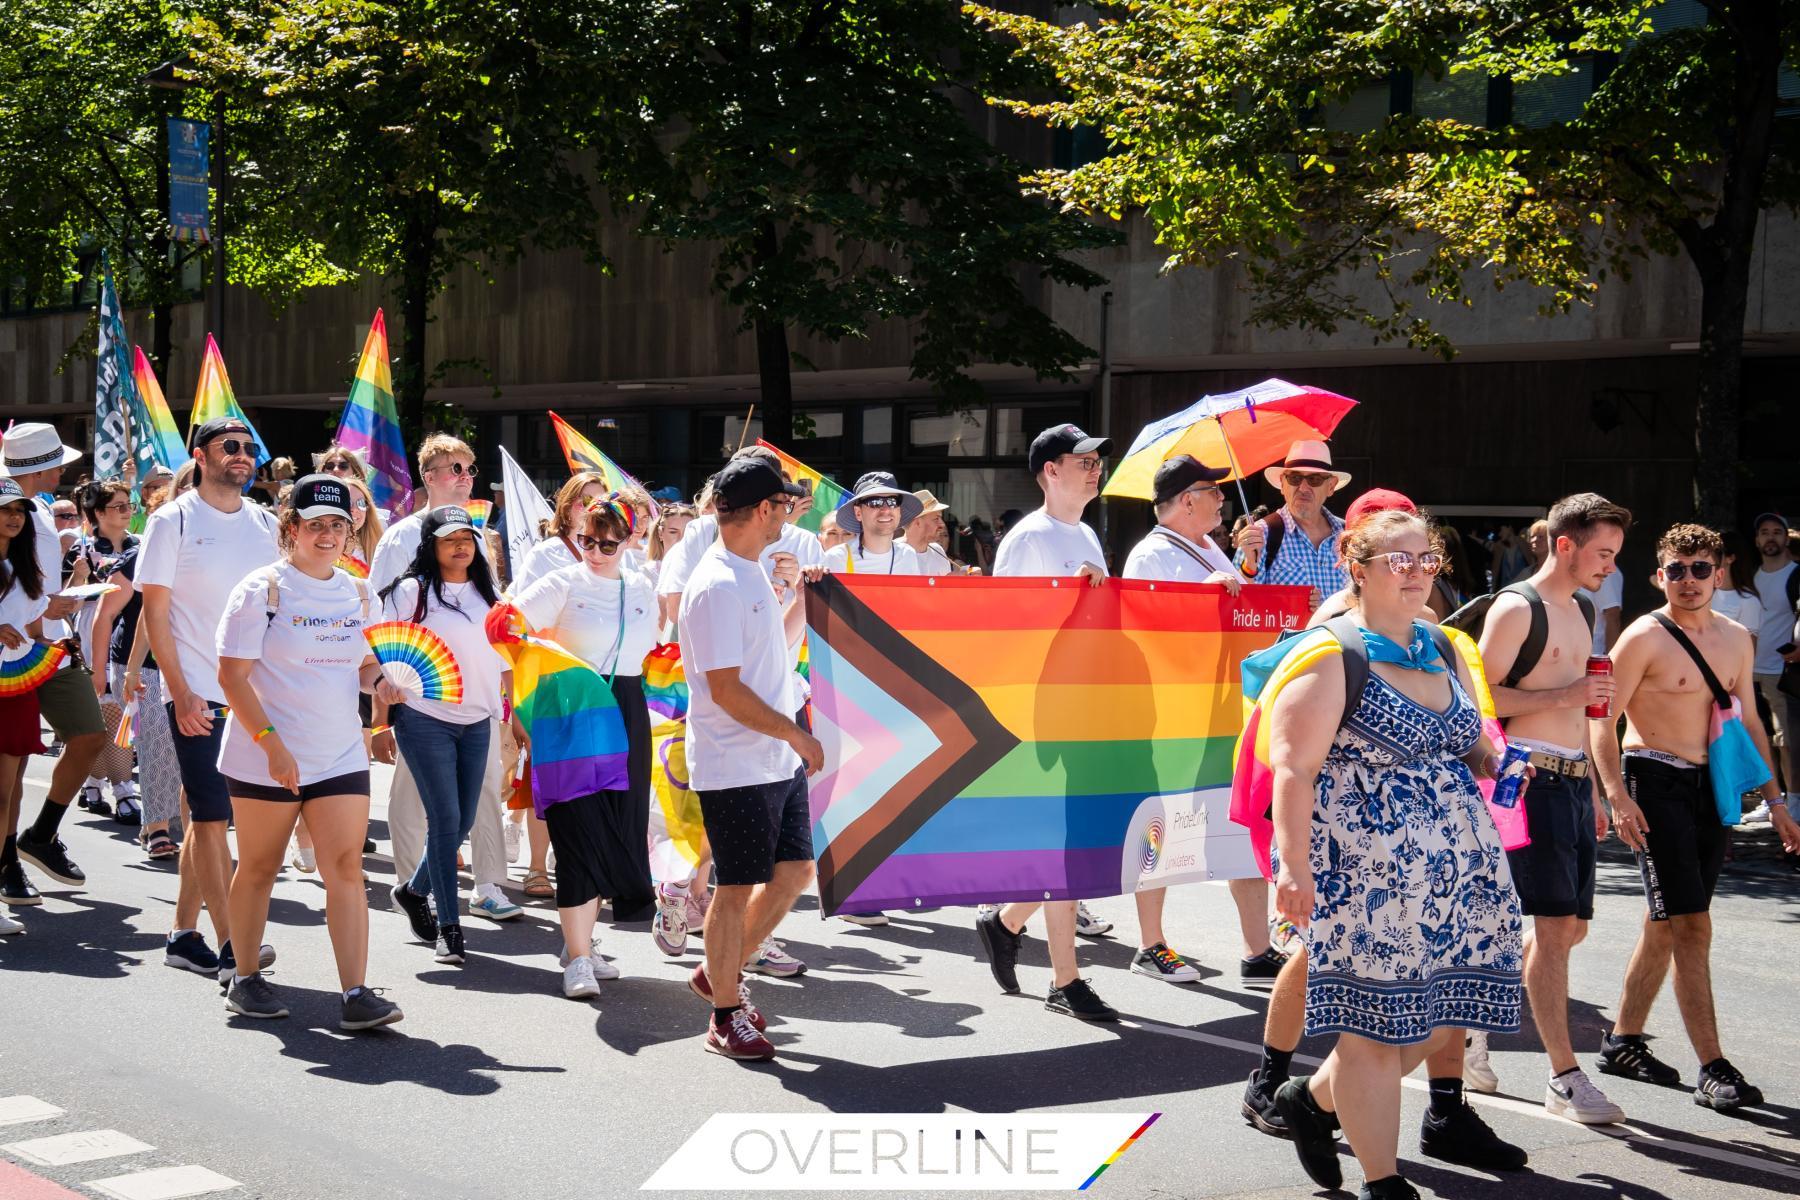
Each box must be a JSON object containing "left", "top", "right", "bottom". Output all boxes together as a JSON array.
[
  {"left": 1241, "top": 1068, "right": 1288, "bottom": 1137},
  {"left": 215, "top": 940, "right": 278, "bottom": 985},
  {"left": 434, "top": 925, "right": 466, "bottom": 965},
  {"left": 363, "top": 837, "right": 377, "bottom": 854},
  {"left": 1273, "top": 1075, "right": 1342, "bottom": 1191},
  {"left": 0, "top": 862, "right": 42, "bottom": 907},
  {"left": 975, "top": 910, "right": 1022, "bottom": 994},
  {"left": 340, "top": 987, "right": 404, "bottom": 1031},
  {"left": 1045, "top": 977, "right": 1118, "bottom": 1021},
  {"left": 16, "top": 834, "right": 84, "bottom": 887},
  {"left": 391, "top": 882, "right": 438, "bottom": 943},
  {"left": 1130, "top": 942, "right": 1200, "bottom": 983},
  {"left": 224, "top": 972, "right": 289, "bottom": 1019},
  {"left": 1695, "top": 1059, "right": 1763, "bottom": 1112},
  {"left": 1359, "top": 1176, "right": 1421, "bottom": 1200},
  {"left": 165, "top": 930, "right": 220, "bottom": 975},
  {"left": 1598, "top": 1033, "right": 1682, "bottom": 1086},
  {"left": 1420, "top": 1099, "right": 1528, "bottom": 1170},
  {"left": 1239, "top": 947, "right": 1289, "bottom": 984}
]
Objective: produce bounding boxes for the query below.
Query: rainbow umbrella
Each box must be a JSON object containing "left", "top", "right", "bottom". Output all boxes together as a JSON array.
[{"left": 1102, "top": 378, "right": 1358, "bottom": 508}]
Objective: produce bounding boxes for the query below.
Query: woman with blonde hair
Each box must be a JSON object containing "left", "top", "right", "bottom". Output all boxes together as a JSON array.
[
  {"left": 642, "top": 502, "right": 697, "bottom": 588},
  {"left": 336, "top": 472, "right": 385, "bottom": 579}
]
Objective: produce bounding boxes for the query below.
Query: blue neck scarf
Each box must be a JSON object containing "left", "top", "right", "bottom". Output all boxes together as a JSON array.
[{"left": 1359, "top": 621, "right": 1445, "bottom": 674}]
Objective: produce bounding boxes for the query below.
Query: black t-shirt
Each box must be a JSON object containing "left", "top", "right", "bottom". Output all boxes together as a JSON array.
[{"left": 108, "top": 544, "right": 153, "bottom": 670}]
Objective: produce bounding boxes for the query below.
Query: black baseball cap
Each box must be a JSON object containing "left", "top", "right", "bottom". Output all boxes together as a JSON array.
[
  {"left": 422, "top": 505, "right": 477, "bottom": 538},
  {"left": 191, "top": 416, "right": 253, "bottom": 450},
  {"left": 1752, "top": 511, "right": 1789, "bottom": 533},
  {"left": 1152, "top": 454, "right": 1229, "bottom": 505},
  {"left": 1027, "top": 423, "right": 1112, "bottom": 475},
  {"left": 286, "top": 473, "right": 354, "bottom": 520},
  {"left": 715, "top": 458, "right": 806, "bottom": 511}
]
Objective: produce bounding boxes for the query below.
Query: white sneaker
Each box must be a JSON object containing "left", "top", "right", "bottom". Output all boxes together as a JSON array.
[
  {"left": 503, "top": 819, "right": 522, "bottom": 864},
  {"left": 1463, "top": 1031, "right": 1499, "bottom": 1094},
  {"left": 1545, "top": 1068, "right": 1625, "bottom": 1124},
  {"left": 653, "top": 886, "right": 689, "bottom": 956},
  {"left": 1075, "top": 901, "right": 1113, "bottom": 938},
  {"left": 1740, "top": 802, "right": 1772, "bottom": 826},
  {"left": 562, "top": 956, "right": 600, "bottom": 999},
  {"left": 470, "top": 883, "right": 523, "bottom": 921},
  {"left": 746, "top": 937, "right": 806, "bottom": 977},
  {"left": 290, "top": 843, "right": 316, "bottom": 873},
  {"left": 839, "top": 912, "right": 889, "bottom": 926},
  {"left": 558, "top": 941, "right": 620, "bottom": 979},
  {"left": 0, "top": 912, "right": 24, "bottom": 935}
]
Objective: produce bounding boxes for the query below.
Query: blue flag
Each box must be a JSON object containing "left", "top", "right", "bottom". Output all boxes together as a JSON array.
[{"left": 94, "top": 257, "right": 137, "bottom": 482}]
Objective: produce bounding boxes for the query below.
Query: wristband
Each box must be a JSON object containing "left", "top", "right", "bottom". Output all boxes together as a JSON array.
[{"left": 253, "top": 725, "right": 276, "bottom": 743}]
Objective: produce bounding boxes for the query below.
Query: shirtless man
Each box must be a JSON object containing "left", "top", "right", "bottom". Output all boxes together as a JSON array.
[
  {"left": 1478, "top": 492, "right": 1631, "bottom": 1124},
  {"left": 1591, "top": 524, "right": 1798, "bottom": 1111}
]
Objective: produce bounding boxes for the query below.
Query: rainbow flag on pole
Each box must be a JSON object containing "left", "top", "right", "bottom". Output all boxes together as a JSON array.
[
  {"left": 756, "top": 440, "right": 847, "bottom": 535},
  {"left": 803, "top": 576, "right": 1308, "bottom": 914},
  {"left": 547, "top": 410, "right": 642, "bottom": 494},
  {"left": 333, "top": 309, "right": 413, "bottom": 522},
  {"left": 188, "top": 335, "right": 270, "bottom": 469},
  {"left": 129, "top": 347, "right": 186, "bottom": 472}
]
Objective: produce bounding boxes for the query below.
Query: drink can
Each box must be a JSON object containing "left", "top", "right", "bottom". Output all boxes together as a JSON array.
[
  {"left": 1489, "top": 742, "right": 1532, "bottom": 809},
  {"left": 1585, "top": 655, "right": 1613, "bottom": 719}
]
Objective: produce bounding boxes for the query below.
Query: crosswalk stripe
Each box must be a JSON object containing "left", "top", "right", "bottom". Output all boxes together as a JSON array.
[
  {"left": 0, "top": 1096, "right": 64, "bottom": 1127},
  {"left": 2, "top": 1129, "right": 152, "bottom": 1167},
  {"left": 86, "top": 1165, "right": 240, "bottom": 1200}
]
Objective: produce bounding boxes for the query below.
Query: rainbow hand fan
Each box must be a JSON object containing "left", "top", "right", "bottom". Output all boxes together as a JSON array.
[
  {"left": 0, "top": 642, "right": 67, "bottom": 697},
  {"left": 463, "top": 500, "right": 493, "bottom": 530},
  {"left": 363, "top": 621, "right": 464, "bottom": 704},
  {"left": 113, "top": 700, "right": 138, "bottom": 750},
  {"left": 337, "top": 552, "right": 370, "bottom": 580}
]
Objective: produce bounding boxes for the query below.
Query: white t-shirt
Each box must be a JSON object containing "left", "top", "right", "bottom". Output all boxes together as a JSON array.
[
  {"left": 656, "top": 516, "right": 822, "bottom": 596},
  {"left": 381, "top": 578, "right": 505, "bottom": 724},
  {"left": 1578, "top": 572, "right": 1625, "bottom": 656},
  {"left": 512, "top": 536, "right": 577, "bottom": 593},
  {"left": 136, "top": 491, "right": 280, "bottom": 701},
  {"left": 822, "top": 538, "right": 923, "bottom": 576},
  {"left": 679, "top": 543, "right": 800, "bottom": 791},
  {"left": 1712, "top": 586, "right": 1763, "bottom": 632},
  {"left": 511, "top": 562, "right": 658, "bottom": 677},
  {"left": 912, "top": 541, "right": 954, "bottom": 577},
  {"left": 1753, "top": 562, "right": 1798, "bottom": 674},
  {"left": 29, "top": 501, "right": 67, "bottom": 645},
  {"left": 1122, "top": 526, "right": 1241, "bottom": 583},
  {"left": 992, "top": 508, "right": 1107, "bottom": 578},
  {"left": 369, "top": 510, "right": 493, "bottom": 597},
  {"left": 214, "top": 563, "right": 370, "bottom": 787},
  {"left": 0, "top": 581, "right": 48, "bottom": 647}
]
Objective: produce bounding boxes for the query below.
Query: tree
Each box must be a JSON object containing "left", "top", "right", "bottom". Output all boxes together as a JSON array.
[
  {"left": 602, "top": 0, "right": 1116, "bottom": 441},
  {"left": 969, "top": 1, "right": 1800, "bottom": 526}
]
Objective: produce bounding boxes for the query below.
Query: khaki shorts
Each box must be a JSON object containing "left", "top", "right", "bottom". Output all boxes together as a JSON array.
[{"left": 36, "top": 666, "right": 105, "bottom": 740}]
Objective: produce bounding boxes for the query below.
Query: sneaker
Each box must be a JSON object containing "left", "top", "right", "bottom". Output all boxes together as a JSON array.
[
  {"left": 1, "top": 862, "right": 42, "bottom": 907},
  {"left": 363, "top": 837, "right": 377, "bottom": 854},
  {"left": 1074, "top": 900, "right": 1112, "bottom": 937},
  {"left": 1597, "top": 1033, "right": 1681, "bottom": 1086},
  {"left": 503, "top": 819, "right": 522, "bottom": 864},
  {"left": 706, "top": 1006, "right": 776, "bottom": 1061},
  {"left": 164, "top": 930, "right": 220, "bottom": 975},
  {"left": 1739, "top": 802, "right": 1773, "bottom": 826},
  {"left": 1271, "top": 918, "right": 1304, "bottom": 955},
  {"left": 1545, "top": 1068, "right": 1625, "bottom": 1125},
  {"left": 746, "top": 937, "right": 806, "bottom": 977},
  {"left": 688, "top": 964, "right": 766, "bottom": 1031},
  {"left": 16, "top": 834, "right": 84, "bottom": 888},
  {"left": 557, "top": 943, "right": 621, "bottom": 979},
  {"left": 1419, "top": 1098, "right": 1528, "bottom": 1169},
  {"left": 1359, "top": 1177, "right": 1421, "bottom": 1200},
  {"left": 1045, "top": 977, "right": 1118, "bottom": 1021},
  {"left": 653, "top": 887, "right": 689, "bottom": 956},
  {"left": 975, "top": 909, "right": 1023, "bottom": 994},
  {"left": 562, "top": 955, "right": 601, "bottom": 999},
  {"left": 339, "top": 987, "right": 403, "bottom": 1031},
  {"left": 216, "top": 940, "right": 278, "bottom": 985},
  {"left": 1240, "top": 947, "right": 1289, "bottom": 984},
  {"left": 1464, "top": 1031, "right": 1500, "bottom": 1094},
  {"left": 224, "top": 973, "right": 289, "bottom": 1019},
  {"left": 114, "top": 796, "right": 141, "bottom": 826},
  {"left": 471, "top": 883, "right": 523, "bottom": 921},
  {"left": 290, "top": 843, "right": 316, "bottom": 873},
  {"left": 1241, "top": 1068, "right": 1287, "bottom": 1137},
  {"left": 1694, "top": 1058, "right": 1763, "bottom": 1111},
  {"left": 0, "top": 912, "right": 24, "bottom": 935},
  {"left": 1130, "top": 942, "right": 1200, "bottom": 983},
  {"left": 839, "top": 912, "right": 889, "bottom": 926},
  {"left": 391, "top": 881, "right": 438, "bottom": 943},
  {"left": 1273, "top": 1075, "right": 1343, "bottom": 1190},
  {"left": 434, "top": 925, "right": 466, "bottom": 965},
  {"left": 683, "top": 889, "right": 706, "bottom": 936}
]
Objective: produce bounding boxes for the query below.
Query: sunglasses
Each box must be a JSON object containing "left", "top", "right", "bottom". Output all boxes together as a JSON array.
[
  {"left": 857, "top": 496, "right": 903, "bottom": 509},
  {"left": 1660, "top": 561, "right": 1715, "bottom": 581},
  {"left": 101, "top": 502, "right": 133, "bottom": 515},
  {"left": 1356, "top": 551, "right": 1445, "bottom": 576},
  {"left": 53, "top": 511, "right": 80, "bottom": 523},
  {"left": 210, "top": 438, "right": 261, "bottom": 460},
  {"left": 428, "top": 461, "right": 478, "bottom": 478},
  {"left": 321, "top": 461, "right": 358, "bottom": 475},
  {"left": 350, "top": 498, "right": 369, "bottom": 511},
  {"left": 574, "top": 534, "right": 623, "bottom": 555},
  {"left": 1283, "top": 471, "right": 1335, "bottom": 488}
]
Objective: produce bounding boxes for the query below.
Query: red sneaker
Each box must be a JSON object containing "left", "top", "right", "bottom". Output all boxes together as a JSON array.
[
  {"left": 689, "top": 964, "right": 766, "bottom": 1031},
  {"left": 706, "top": 1007, "right": 775, "bottom": 1061}
]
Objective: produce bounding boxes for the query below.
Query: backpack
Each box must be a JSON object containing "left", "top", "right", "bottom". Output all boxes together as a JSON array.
[
  {"left": 259, "top": 566, "right": 370, "bottom": 625},
  {"left": 1255, "top": 512, "right": 1285, "bottom": 572},
  {"left": 1294, "top": 614, "right": 1456, "bottom": 731},
  {"left": 1442, "top": 581, "right": 1594, "bottom": 687}
]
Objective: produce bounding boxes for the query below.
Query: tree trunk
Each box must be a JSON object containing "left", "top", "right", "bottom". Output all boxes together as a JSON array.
[
  {"left": 396, "top": 195, "right": 436, "bottom": 446},
  {"left": 751, "top": 219, "right": 793, "bottom": 443},
  {"left": 1692, "top": 264, "right": 1748, "bottom": 530}
]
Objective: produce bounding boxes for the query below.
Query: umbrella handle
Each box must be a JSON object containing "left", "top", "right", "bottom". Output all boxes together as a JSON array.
[{"left": 1215, "top": 417, "right": 1260, "bottom": 577}]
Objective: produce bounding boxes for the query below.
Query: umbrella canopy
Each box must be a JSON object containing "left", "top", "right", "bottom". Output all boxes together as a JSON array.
[{"left": 1103, "top": 379, "right": 1358, "bottom": 500}]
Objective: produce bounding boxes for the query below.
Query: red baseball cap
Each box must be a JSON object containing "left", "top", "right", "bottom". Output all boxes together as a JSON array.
[{"left": 1344, "top": 488, "right": 1417, "bottom": 527}]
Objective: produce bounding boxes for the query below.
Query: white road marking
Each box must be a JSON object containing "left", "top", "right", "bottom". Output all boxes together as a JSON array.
[
  {"left": 2, "top": 1129, "right": 152, "bottom": 1166},
  {"left": 86, "top": 1165, "right": 239, "bottom": 1200},
  {"left": 0, "top": 1096, "right": 64, "bottom": 1127}
]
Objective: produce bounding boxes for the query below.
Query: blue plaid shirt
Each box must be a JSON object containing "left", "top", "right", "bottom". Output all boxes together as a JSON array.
[{"left": 1261, "top": 507, "right": 1348, "bottom": 595}]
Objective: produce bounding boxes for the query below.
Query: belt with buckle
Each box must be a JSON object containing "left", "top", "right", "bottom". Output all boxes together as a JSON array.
[{"left": 1526, "top": 750, "right": 1588, "bottom": 780}]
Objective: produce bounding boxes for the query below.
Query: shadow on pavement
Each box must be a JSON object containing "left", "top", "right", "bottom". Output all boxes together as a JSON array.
[{"left": 0, "top": 895, "right": 157, "bottom": 979}]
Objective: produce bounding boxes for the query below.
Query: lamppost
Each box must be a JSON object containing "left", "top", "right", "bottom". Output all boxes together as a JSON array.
[{"left": 142, "top": 54, "right": 226, "bottom": 348}]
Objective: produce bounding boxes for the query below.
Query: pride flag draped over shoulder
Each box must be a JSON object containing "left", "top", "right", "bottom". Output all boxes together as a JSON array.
[
  {"left": 188, "top": 335, "right": 271, "bottom": 469},
  {"left": 756, "top": 440, "right": 846, "bottom": 535},
  {"left": 485, "top": 602, "right": 628, "bottom": 816},
  {"left": 803, "top": 575, "right": 1309, "bottom": 915},
  {"left": 333, "top": 309, "right": 413, "bottom": 522},
  {"left": 547, "top": 410, "right": 644, "bottom": 495}
]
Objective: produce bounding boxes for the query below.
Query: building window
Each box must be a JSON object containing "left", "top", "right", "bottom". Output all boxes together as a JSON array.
[
  {"left": 1413, "top": 70, "right": 1489, "bottom": 125},
  {"left": 1513, "top": 59, "right": 1597, "bottom": 127},
  {"left": 1323, "top": 84, "right": 1393, "bottom": 133},
  {"left": 906, "top": 407, "right": 988, "bottom": 459}
]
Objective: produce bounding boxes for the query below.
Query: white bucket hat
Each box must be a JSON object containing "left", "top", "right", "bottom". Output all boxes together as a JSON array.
[
  {"left": 1263, "top": 439, "right": 1351, "bottom": 490},
  {"left": 0, "top": 422, "right": 84, "bottom": 477}
]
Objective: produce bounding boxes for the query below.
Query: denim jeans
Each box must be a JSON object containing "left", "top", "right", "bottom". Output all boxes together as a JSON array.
[{"left": 394, "top": 706, "right": 492, "bottom": 927}]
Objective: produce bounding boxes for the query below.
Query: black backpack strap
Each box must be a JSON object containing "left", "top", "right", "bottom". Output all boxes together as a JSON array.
[
  {"left": 1324, "top": 614, "right": 1371, "bottom": 731},
  {"left": 1500, "top": 581, "right": 1549, "bottom": 688},
  {"left": 1786, "top": 567, "right": 1799, "bottom": 615},
  {"left": 1651, "top": 613, "right": 1733, "bottom": 709},
  {"left": 1261, "top": 512, "right": 1285, "bottom": 569},
  {"left": 1575, "top": 591, "right": 1596, "bottom": 634}
]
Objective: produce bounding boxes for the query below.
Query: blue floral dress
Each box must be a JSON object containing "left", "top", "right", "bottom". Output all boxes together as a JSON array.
[{"left": 1290, "top": 668, "right": 1524, "bottom": 1045}]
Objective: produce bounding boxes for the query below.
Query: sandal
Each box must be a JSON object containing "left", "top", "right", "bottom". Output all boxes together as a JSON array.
[
  {"left": 522, "top": 870, "right": 554, "bottom": 898},
  {"left": 146, "top": 830, "right": 178, "bottom": 860}
]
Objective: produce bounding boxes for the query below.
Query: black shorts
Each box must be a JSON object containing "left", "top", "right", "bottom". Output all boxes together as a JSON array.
[
  {"left": 697, "top": 767, "right": 813, "bottom": 887},
  {"left": 225, "top": 771, "right": 372, "bottom": 804},
  {"left": 1504, "top": 766, "right": 1597, "bottom": 921},
  {"left": 169, "top": 704, "right": 232, "bottom": 823},
  {"left": 1625, "top": 756, "right": 1726, "bottom": 920}
]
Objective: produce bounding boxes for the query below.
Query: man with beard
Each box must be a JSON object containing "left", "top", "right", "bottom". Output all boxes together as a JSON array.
[{"left": 138, "top": 418, "right": 281, "bottom": 982}]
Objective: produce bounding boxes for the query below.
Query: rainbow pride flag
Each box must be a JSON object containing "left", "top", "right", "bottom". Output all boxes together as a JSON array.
[
  {"left": 129, "top": 347, "right": 187, "bottom": 473},
  {"left": 487, "top": 602, "right": 628, "bottom": 816},
  {"left": 188, "top": 335, "right": 270, "bottom": 469},
  {"left": 548, "top": 410, "right": 643, "bottom": 495},
  {"left": 642, "top": 642, "right": 688, "bottom": 722},
  {"left": 756, "top": 440, "right": 847, "bottom": 535},
  {"left": 333, "top": 309, "right": 413, "bottom": 522},
  {"left": 803, "top": 576, "right": 1308, "bottom": 914},
  {"left": 647, "top": 717, "right": 705, "bottom": 884}
]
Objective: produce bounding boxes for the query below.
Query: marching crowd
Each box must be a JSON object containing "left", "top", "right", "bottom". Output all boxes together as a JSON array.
[{"left": 3, "top": 411, "right": 1799, "bottom": 1200}]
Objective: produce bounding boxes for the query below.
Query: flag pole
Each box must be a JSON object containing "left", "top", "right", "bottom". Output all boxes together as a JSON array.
[{"left": 734, "top": 404, "right": 756, "bottom": 452}]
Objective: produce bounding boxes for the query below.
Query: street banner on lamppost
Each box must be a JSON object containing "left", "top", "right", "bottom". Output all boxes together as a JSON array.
[{"left": 168, "top": 117, "right": 211, "bottom": 242}]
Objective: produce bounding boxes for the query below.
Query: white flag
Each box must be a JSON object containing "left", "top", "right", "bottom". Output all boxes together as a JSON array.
[{"left": 499, "top": 444, "right": 554, "bottom": 588}]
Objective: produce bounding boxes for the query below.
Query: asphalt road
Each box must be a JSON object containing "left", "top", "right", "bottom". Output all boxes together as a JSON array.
[{"left": 3, "top": 760, "right": 1798, "bottom": 1200}]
